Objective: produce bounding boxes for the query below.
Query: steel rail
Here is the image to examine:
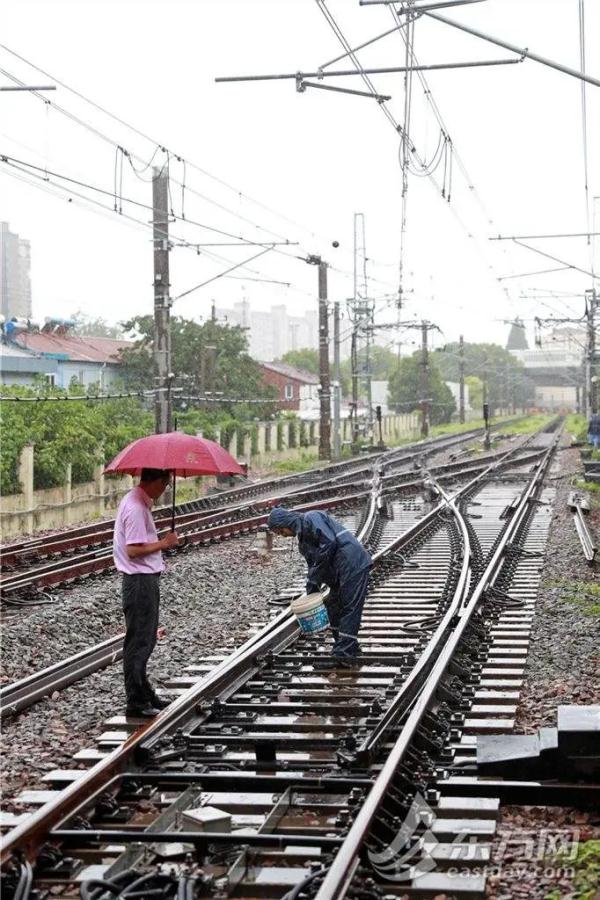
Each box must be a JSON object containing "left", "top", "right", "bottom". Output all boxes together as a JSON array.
[
  {"left": 0, "top": 634, "right": 123, "bottom": 718},
  {"left": 351, "top": 478, "right": 471, "bottom": 766},
  {"left": 314, "top": 431, "right": 560, "bottom": 899},
  {"left": 573, "top": 504, "right": 597, "bottom": 564}
]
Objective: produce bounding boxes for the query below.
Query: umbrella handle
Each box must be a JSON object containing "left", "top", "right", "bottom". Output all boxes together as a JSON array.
[{"left": 171, "top": 472, "right": 176, "bottom": 532}]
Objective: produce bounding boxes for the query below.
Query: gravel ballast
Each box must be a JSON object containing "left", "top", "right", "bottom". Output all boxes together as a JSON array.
[{"left": 487, "top": 441, "right": 600, "bottom": 900}]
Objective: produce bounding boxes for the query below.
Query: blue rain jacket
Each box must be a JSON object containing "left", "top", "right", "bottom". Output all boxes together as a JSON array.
[{"left": 268, "top": 507, "right": 372, "bottom": 593}]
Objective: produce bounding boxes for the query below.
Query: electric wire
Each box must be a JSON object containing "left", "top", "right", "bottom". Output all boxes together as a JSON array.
[
  {"left": 578, "top": 0, "right": 595, "bottom": 278},
  {"left": 0, "top": 53, "right": 401, "bottom": 296}
]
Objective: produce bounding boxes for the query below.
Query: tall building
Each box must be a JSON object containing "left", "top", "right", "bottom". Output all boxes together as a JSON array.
[
  {"left": 0, "top": 222, "right": 32, "bottom": 320},
  {"left": 216, "top": 299, "right": 318, "bottom": 360},
  {"left": 505, "top": 317, "right": 529, "bottom": 352}
]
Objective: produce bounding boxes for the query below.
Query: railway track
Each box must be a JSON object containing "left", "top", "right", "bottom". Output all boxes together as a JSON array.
[
  {"left": 0, "top": 424, "right": 517, "bottom": 605},
  {"left": 0, "top": 419, "right": 567, "bottom": 899},
  {"left": 0, "top": 443, "right": 545, "bottom": 717}
]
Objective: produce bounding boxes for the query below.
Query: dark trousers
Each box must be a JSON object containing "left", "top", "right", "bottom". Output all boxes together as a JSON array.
[
  {"left": 122, "top": 573, "right": 160, "bottom": 707},
  {"left": 325, "top": 568, "right": 370, "bottom": 658}
]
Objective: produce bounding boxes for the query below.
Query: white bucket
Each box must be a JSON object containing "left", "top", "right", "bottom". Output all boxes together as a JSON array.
[{"left": 290, "top": 592, "right": 330, "bottom": 634}]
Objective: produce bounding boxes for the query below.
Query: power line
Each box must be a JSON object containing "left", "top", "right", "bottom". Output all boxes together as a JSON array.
[
  {"left": 0, "top": 52, "right": 402, "bottom": 296},
  {"left": 578, "top": 0, "right": 594, "bottom": 277},
  {"left": 0, "top": 152, "right": 296, "bottom": 250},
  {"left": 0, "top": 390, "right": 284, "bottom": 405},
  {"left": 0, "top": 43, "right": 356, "bottom": 258}
]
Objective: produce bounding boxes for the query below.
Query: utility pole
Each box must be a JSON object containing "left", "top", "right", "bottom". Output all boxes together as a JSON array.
[
  {"left": 585, "top": 288, "right": 598, "bottom": 417},
  {"left": 420, "top": 319, "right": 429, "bottom": 438},
  {"left": 458, "top": 334, "right": 465, "bottom": 424},
  {"left": 482, "top": 351, "right": 491, "bottom": 449},
  {"left": 307, "top": 255, "right": 331, "bottom": 460},
  {"left": 152, "top": 166, "right": 171, "bottom": 434},
  {"left": 332, "top": 300, "right": 342, "bottom": 460},
  {"left": 351, "top": 328, "right": 359, "bottom": 451}
]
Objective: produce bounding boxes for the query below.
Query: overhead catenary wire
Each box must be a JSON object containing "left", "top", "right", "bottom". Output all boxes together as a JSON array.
[
  {"left": 578, "top": 0, "right": 594, "bottom": 277},
  {"left": 0, "top": 390, "right": 283, "bottom": 405},
  {"left": 0, "top": 152, "right": 296, "bottom": 250},
  {"left": 0, "top": 51, "right": 403, "bottom": 295}
]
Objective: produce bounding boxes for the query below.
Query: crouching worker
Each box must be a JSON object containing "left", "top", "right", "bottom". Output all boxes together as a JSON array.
[{"left": 268, "top": 507, "right": 372, "bottom": 667}]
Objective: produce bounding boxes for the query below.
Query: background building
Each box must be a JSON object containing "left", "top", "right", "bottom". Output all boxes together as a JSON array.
[
  {"left": 260, "top": 361, "right": 320, "bottom": 417},
  {"left": 507, "top": 324, "right": 584, "bottom": 410},
  {"left": 0, "top": 221, "right": 32, "bottom": 320},
  {"left": 4, "top": 332, "right": 131, "bottom": 389},
  {"left": 216, "top": 299, "right": 318, "bottom": 360}
]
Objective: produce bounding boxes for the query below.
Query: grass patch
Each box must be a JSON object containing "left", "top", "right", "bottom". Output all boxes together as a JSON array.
[
  {"left": 564, "top": 413, "right": 589, "bottom": 443},
  {"left": 544, "top": 577, "right": 600, "bottom": 617},
  {"left": 545, "top": 839, "right": 600, "bottom": 900},
  {"left": 430, "top": 414, "right": 552, "bottom": 439},
  {"left": 574, "top": 478, "right": 600, "bottom": 495},
  {"left": 493, "top": 413, "right": 554, "bottom": 435},
  {"left": 271, "top": 452, "right": 320, "bottom": 474}
]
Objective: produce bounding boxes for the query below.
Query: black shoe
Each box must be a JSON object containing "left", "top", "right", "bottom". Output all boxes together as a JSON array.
[
  {"left": 150, "top": 695, "right": 171, "bottom": 710},
  {"left": 125, "top": 704, "right": 161, "bottom": 718},
  {"left": 314, "top": 656, "right": 360, "bottom": 671},
  {"left": 333, "top": 656, "right": 361, "bottom": 669}
]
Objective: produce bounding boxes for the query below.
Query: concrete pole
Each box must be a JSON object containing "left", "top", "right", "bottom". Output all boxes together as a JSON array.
[
  {"left": 332, "top": 300, "right": 342, "bottom": 459},
  {"left": 420, "top": 320, "right": 430, "bottom": 438},
  {"left": 152, "top": 166, "right": 171, "bottom": 434},
  {"left": 459, "top": 334, "right": 465, "bottom": 424},
  {"left": 318, "top": 261, "right": 331, "bottom": 459}
]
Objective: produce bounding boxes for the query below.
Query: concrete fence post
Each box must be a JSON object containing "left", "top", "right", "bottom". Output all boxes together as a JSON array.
[
  {"left": 280, "top": 421, "right": 289, "bottom": 453},
  {"left": 18, "top": 443, "right": 35, "bottom": 534},
  {"left": 257, "top": 423, "right": 266, "bottom": 457},
  {"left": 94, "top": 461, "right": 105, "bottom": 517},
  {"left": 243, "top": 433, "right": 252, "bottom": 466},
  {"left": 228, "top": 431, "right": 238, "bottom": 459},
  {"left": 63, "top": 463, "right": 73, "bottom": 526}
]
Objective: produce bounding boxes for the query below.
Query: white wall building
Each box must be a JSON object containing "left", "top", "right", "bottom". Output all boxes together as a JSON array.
[
  {"left": 0, "top": 221, "right": 32, "bottom": 320},
  {"left": 216, "top": 299, "right": 318, "bottom": 360}
]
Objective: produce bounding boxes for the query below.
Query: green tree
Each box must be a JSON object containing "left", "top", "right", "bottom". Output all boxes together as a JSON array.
[
  {"left": 340, "top": 345, "right": 399, "bottom": 397},
  {"left": 465, "top": 375, "right": 483, "bottom": 412},
  {"left": 71, "top": 310, "right": 124, "bottom": 338},
  {"left": 279, "top": 348, "right": 319, "bottom": 374},
  {"left": 433, "top": 341, "right": 534, "bottom": 412},
  {"left": 119, "top": 315, "right": 275, "bottom": 408},
  {"left": 388, "top": 353, "right": 456, "bottom": 424},
  {"left": 0, "top": 383, "right": 152, "bottom": 494}
]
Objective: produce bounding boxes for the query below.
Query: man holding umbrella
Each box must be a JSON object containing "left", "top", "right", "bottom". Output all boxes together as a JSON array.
[
  {"left": 113, "top": 469, "right": 179, "bottom": 717},
  {"left": 106, "top": 431, "right": 245, "bottom": 716}
]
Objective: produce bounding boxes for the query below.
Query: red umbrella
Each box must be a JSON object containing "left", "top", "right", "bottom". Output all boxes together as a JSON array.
[{"left": 105, "top": 432, "right": 245, "bottom": 530}]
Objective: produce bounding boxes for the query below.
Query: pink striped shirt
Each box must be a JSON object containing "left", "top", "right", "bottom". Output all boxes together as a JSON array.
[{"left": 113, "top": 486, "right": 165, "bottom": 575}]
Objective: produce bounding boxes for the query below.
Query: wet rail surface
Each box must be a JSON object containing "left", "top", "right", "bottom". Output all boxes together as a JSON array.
[{"left": 0, "top": 421, "right": 566, "bottom": 899}]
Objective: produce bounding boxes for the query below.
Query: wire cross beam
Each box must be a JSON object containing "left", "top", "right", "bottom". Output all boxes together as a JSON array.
[
  {"left": 425, "top": 10, "right": 600, "bottom": 88},
  {"left": 299, "top": 80, "right": 391, "bottom": 101},
  {"left": 0, "top": 84, "right": 56, "bottom": 91},
  {"left": 215, "top": 56, "right": 524, "bottom": 84},
  {"left": 359, "top": 0, "right": 485, "bottom": 10},
  {"left": 511, "top": 239, "right": 598, "bottom": 280},
  {"left": 491, "top": 232, "right": 600, "bottom": 241}
]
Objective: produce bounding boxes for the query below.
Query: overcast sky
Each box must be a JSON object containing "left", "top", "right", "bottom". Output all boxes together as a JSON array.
[{"left": 1, "top": 0, "right": 599, "bottom": 352}]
